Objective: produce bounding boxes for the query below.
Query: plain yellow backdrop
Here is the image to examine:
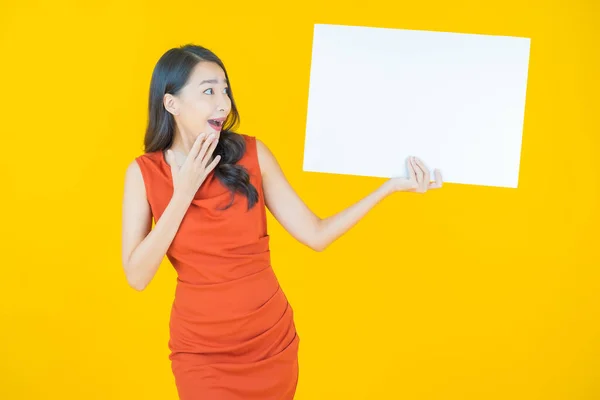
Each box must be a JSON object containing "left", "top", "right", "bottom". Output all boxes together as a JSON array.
[{"left": 0, "top": 0, "right": 598, "bottom": 399}]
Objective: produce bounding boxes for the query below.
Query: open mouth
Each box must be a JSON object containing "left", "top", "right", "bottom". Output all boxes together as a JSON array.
[{"left": 208, "top": 118, "right": 225, "bottom": 131}]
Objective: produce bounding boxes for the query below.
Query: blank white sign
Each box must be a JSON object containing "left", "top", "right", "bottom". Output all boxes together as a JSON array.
[{"left": 302, "top": 24, "right": 531, "bottom": 188}]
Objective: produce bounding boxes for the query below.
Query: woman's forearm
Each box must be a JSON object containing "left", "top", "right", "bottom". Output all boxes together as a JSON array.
[
  {"left": 312, "top": 180, "right": 396, "bottom": 251},
  {"left": 125, "top": 192, "right": 192, "bottom": 290}
]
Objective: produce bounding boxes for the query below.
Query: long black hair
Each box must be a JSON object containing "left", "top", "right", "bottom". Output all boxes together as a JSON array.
[{"left": 143, "top": 44, "right": 258, "bottom": 211}]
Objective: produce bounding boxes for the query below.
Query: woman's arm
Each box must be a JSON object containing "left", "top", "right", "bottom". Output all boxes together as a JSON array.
[
  {"left": 121, "top": 160, "right": 193, "bottom": 291},
  {"left": 256, "top": 139, "right": 442, "bottom": 252}
]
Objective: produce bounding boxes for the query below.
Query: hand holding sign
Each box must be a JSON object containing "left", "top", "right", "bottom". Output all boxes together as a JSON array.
[{"left": 389, "top": 156, "right": 443, "bottom": 193}]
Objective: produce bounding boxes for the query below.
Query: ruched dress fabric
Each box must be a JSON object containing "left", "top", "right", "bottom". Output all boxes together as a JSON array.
[{"left": 135, "top": 134, "right": 300, "bottom": 399}]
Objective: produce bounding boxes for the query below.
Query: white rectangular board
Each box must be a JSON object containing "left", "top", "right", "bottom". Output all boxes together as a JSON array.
[{"left": 302, "top": 23, "right": 531, "bottom": 188}]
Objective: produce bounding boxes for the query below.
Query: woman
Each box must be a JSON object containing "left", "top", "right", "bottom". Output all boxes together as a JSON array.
[{"left": 121, "top": 44, "right": 442, "bottom": 399}]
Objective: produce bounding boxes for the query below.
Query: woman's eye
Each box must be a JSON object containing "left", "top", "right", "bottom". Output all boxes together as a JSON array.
[{"left": 203, "top": 88, "right": 228, "bottom": 95}]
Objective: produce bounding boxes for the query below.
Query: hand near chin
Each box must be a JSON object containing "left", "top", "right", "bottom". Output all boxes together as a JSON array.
[
  {"left": 167, "top": 132, "right": 221, "bottom": 201},
  {"left": 389, "top": 156, "right": 443, "bottom": 193}
]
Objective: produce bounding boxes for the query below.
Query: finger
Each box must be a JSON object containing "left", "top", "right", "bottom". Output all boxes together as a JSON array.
[
  {"left": 407, "top": 156, "right": 417, "bottom": 183},
  {"left": 183, "top": 132, "right": 199, "bottom": 155},
  {"left": 415, "top": 157, "right": 430, "bottom": 192},
  {"left": 411, "top": 158, "right": 423, "bottom": 192},
  {"left": 188, "top": 133, "right": 208, "bottom": 162},
  {"left": 414, "top": 158, "right": 430, "bottom": 182},
  {"left": 200, "top": 135, "right": 219, "bottom": 166},
  {"left": 412, "top": 157, "right": 424, "bottom": 183},
  {"left": 429, "top": 169, "right": 443, "bottom": 189},
  {"left": 413, "top": 157, "right": 429, "bottom": 192},
  {"left": 195, "top": 133, "right": 216, "bottom": 166},
  {"left": 206, "top": 154, "right": 221, "bottom": 173}
]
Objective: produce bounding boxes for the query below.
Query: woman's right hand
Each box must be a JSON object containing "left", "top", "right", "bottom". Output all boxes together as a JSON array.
[{"left": 166, "top": 132, "right": 221, "bottom": 201}]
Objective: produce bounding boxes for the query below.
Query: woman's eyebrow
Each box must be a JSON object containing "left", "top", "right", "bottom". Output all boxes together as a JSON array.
[{"left": 198, "top": 78, "right": 228, "bottom": 85}]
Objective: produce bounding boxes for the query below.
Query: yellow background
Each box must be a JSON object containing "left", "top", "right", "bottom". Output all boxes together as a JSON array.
[{"left": 1, "top": 0, "right": 598, "bottom": 399}]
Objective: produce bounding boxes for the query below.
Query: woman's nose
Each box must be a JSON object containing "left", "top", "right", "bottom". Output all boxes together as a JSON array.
[{"left": 217, "top": 94, "right": 228, "bottom": 112}]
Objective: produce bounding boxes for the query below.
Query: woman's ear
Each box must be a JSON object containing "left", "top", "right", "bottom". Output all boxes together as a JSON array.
[{"left": 163, "top": 93, "right": 179, "bottom": 116}]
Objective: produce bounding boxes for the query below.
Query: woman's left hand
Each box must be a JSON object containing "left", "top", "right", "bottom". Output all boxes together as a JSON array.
[{"left": 389, "top": 156, "right": 443, "bottom": 193}]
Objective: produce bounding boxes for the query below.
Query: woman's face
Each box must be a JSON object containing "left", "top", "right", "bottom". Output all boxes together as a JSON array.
[{"left": 168, "top": 61, "right": 232, "bottom": 141}]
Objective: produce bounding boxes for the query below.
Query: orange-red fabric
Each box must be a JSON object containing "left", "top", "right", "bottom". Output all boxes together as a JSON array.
[{"left": 135, "top": 134, "right": 300, "bottom": 399}]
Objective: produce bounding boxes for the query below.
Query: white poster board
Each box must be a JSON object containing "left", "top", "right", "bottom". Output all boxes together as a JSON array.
[{"left": 303, "top": 24, "right": 531, "bottom": 188}]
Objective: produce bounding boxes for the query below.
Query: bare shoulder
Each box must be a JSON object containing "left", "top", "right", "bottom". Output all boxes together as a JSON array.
[
  {"left": 124, "top": 158, "right": 145, "bottom": 189},
  {"left": 123, "top": 158, "right": 150, "bottom": 207},
  {"left": 255, "top": 137, "right": 279, "bottom": 179}
]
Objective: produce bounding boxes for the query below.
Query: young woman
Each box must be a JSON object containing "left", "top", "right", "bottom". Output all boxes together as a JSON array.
[{"left": 121, "top": 44, "right": 442, "bottom": 400}]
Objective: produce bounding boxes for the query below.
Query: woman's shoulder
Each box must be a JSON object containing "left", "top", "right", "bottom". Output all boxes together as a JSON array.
[
  {"left": 127, "top": 150, "right": 164, "bottom": 188},
  {"left": 232, "top": 132, "right": 273, "bottom": 178},
  {"left": 234, "top": 132, "right": 267, "bottom": 153},
  {"left": 230, "top": 132, "right": 258, "bottom": 159},
  {"left": 132, "top": 148, "right": 162, "bottom": 167},
  {"left": 242, "top": 134, "right": 278, "bottom": 178},
  {"left": 236, "top": 132, "right": 256, "bottom": 146}
]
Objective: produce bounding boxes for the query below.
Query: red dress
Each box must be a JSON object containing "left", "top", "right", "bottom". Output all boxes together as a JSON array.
[{"left": 135, "top": 134, "right": 300, "bottom": 399}]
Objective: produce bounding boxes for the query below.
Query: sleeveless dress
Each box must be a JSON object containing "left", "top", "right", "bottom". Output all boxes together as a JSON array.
[{"left": 135, "top": 134, "right": 300, "bottom": 399}]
